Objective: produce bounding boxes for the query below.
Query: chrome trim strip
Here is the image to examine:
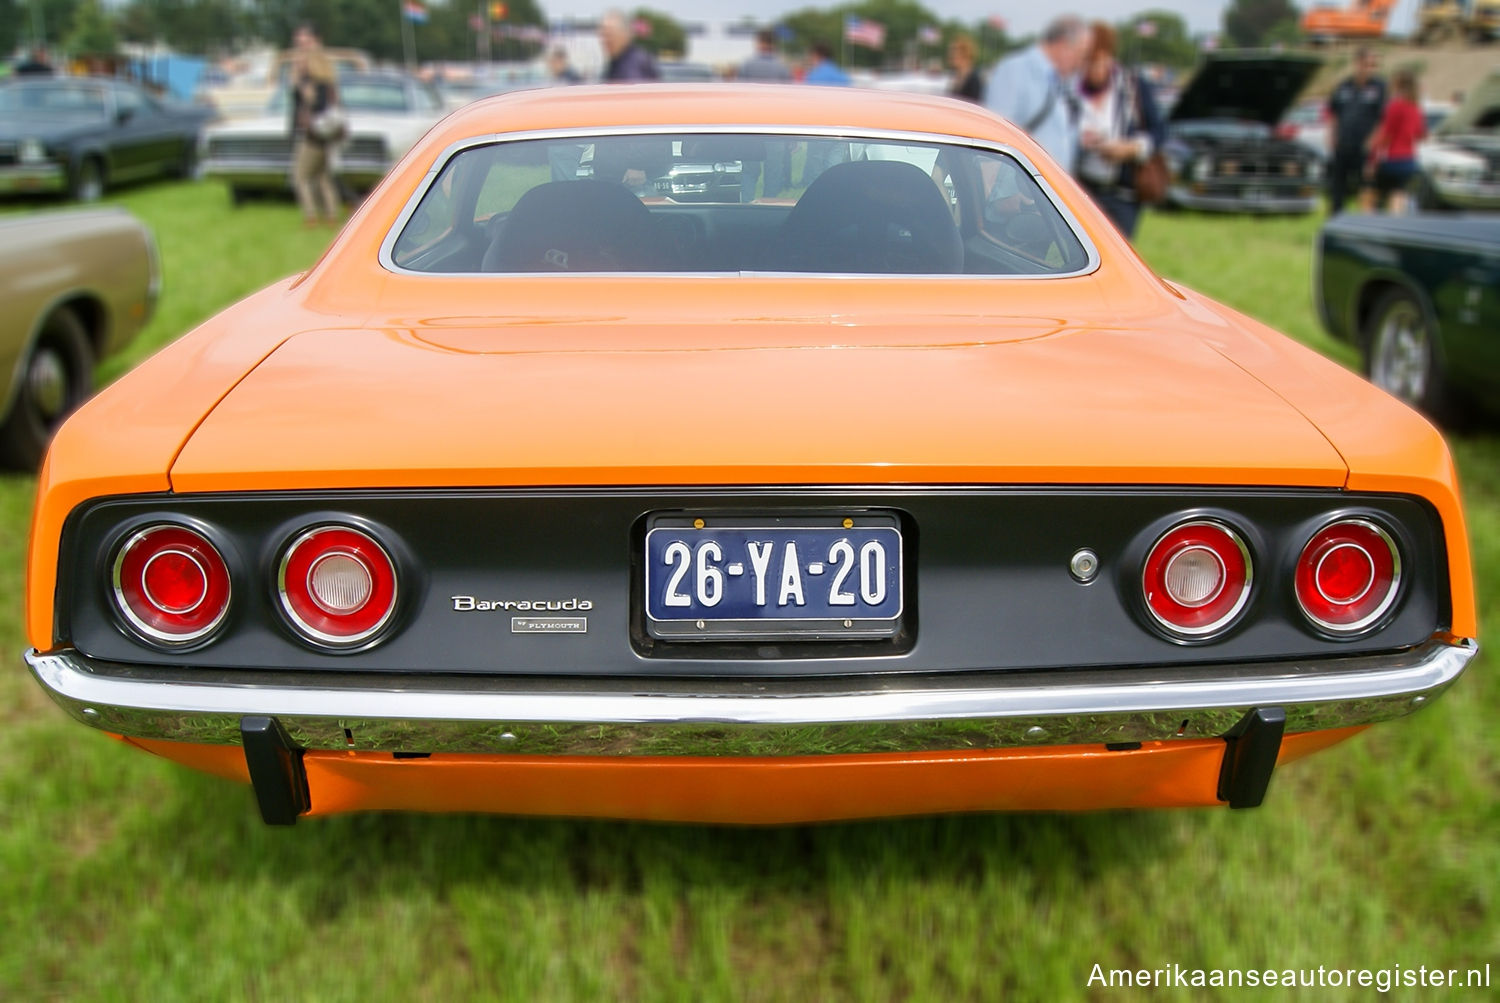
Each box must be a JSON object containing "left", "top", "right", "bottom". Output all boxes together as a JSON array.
[
  {"left": 374, "top": 124, "right": 1102, "bottom": 280},
  {"left": 26, "top": 640, "right": 1475, "bottom": 757}
]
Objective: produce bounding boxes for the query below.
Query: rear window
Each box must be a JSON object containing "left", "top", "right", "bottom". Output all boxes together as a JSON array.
[{"left": 389, "top": 132, "right": 1091, "bottom": 276}]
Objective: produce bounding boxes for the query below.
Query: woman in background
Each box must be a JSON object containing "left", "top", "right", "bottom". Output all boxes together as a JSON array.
[
  {"left": 289, "top": 25, "right": 342, "bottom": 227},
  {"left": 1074, "top": 22, "right": 1165, "bottom": 240},
  {"left": 1362, "top": 69, "right": 1425, "bottom": 215},
  {"left": 947, "top": 35, "right": 982, "bottom": 103}
]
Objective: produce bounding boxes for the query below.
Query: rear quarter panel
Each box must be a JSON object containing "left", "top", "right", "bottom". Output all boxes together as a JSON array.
[{"left": 1176, "top": 283, "right": 1476, "bottom": 639}]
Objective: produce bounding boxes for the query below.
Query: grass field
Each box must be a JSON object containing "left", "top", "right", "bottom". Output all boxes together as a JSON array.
[{"left": 1, "top": 182, "right": 1495, "bottom": 1001}]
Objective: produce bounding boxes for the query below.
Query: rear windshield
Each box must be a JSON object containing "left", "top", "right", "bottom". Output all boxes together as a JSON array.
[{"left": 389, "top": 132, "right": 1091, "bottom": 276}]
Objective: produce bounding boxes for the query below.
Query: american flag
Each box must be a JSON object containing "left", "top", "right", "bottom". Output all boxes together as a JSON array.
[
  {"left": 1136, "top": 20, "right": 1159, "bottom": 38},
  {"left": 843, "top": 16, "right": 886, "bottom": 50},
  {"left": 402, "top": 1, "right": 427, "bottom": 23}
]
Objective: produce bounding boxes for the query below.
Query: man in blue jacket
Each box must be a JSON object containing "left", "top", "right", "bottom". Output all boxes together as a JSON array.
[
  {"left": 985, "top": 16, "right": 1088, "bottom": 173},
  {"left": 600, "top": 10, "right": 660, "bottom": 82}
]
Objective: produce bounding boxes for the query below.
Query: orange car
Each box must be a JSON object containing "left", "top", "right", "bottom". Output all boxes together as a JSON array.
[{"left": 25, "top": 86, "right": 1478, "bottom": 825}]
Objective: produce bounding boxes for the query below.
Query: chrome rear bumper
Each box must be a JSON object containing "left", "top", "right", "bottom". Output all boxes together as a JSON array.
[
  {"left": 1168, "top": 186, "right": 1318, "bottom": 214},
  {"left": 26, "top": 640, "right": 1475, "bottom": 758}
]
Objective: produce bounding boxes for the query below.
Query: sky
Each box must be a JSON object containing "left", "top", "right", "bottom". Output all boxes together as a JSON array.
[{"left": 543, "top": 1, "right": 1231, "bottom": 38}]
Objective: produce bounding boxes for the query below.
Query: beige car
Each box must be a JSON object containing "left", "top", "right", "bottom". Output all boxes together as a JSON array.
[{"left": 0, "top": 208, "right": 158, "bottom": 468}]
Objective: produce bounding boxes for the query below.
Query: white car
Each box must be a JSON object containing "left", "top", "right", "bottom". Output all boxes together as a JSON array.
[
  {"left": 201, "top": 72, "right": 445, "bottom": 204},
  {"left": 1417, "top": 73, "right": 1499, "bottom": 210}
]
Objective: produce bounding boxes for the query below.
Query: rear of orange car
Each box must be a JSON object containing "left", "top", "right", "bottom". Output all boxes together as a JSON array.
[{"left": 23, "top": 87, "right": 1478, "bottom": 824}]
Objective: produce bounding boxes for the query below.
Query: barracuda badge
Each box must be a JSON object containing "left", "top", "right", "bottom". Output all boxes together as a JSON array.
[
  {"left": 450, "top": 596, "right": 594, "bottom": 612},
  {"left": 450, "top": 596, "right": 592, "bottom": 635}
]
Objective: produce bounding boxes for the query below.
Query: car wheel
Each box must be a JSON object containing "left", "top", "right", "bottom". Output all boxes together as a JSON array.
[
  {"left": 70, "top": 158, "right": 105, "bottom": 202},
  {"left": 0, "top": 308, "right": 96, "bottom": 470},
  {"left": 1364, "top": 288, "right": 1455, "bottom": 423}
]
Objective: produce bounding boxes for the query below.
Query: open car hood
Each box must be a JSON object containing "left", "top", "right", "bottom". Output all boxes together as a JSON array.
[
  {"left": 168, "top": 324, "right": 1347, "bottom": 492},
  {"left": 1437, "top": 69, "right": 1500, "bottom": 136},
  {"left": 1170, "top": 52, "right": 1321, "bottom": 126}
]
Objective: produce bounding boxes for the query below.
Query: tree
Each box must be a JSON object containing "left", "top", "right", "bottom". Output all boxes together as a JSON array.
[
  {"left": 1222, "top": 0, "right": 1301, "bottom": 49},
  {"left": 631, "top": 8, "right": 686, "bottom": 58},
  {"left": 8, "top": 0, "right": 84, "bottom": 52},
  {"left": 780, "top": 1, "right": 959, "bottom": 69},
  {"left": 64, "top": 0, "right": 116, "bottom": 57},
  {"left": 1119, "top": 10, "right": 1198, "bottom": 70},
  {"left": 116, "top": 0, "right": 249, "bottom": 54},
  {"left": 249, "top": 0, "right": 546, "bottom": 65}
]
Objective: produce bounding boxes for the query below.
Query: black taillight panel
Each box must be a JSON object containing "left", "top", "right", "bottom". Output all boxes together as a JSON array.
[{"left": 55, "top": 488, "right": 1449, "bottom": 677}]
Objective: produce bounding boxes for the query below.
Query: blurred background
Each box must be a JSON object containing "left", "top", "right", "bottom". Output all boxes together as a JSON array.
[{"left": 1, "top": 0, "right": 1496, "bottom": 999}]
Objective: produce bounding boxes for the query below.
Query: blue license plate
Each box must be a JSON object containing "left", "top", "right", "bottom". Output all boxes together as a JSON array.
[{"left": 644, "top": 515, "right": 903, "bottom": 640}]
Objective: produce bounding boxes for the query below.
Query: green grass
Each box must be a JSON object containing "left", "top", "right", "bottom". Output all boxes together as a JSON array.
[{"left": 0, "top": 183, "right": 1496, "bottom": 1001}]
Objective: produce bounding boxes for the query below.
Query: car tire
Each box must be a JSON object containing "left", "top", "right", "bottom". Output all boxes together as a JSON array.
[
  {"left": 0, "top": 307, "right": 96, "bottom": 470},
  {"left": 1363, "top": 287, "right": 1457, "bottom": 424},
  {"left": 70, "top": 157, "right": 105, "bottom": 202}
]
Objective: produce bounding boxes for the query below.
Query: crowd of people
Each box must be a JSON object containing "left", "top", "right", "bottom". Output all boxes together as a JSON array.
[
  {"left": 280, "top": 10, "right": 1428, "bottom": 235},
  {"left": 1327, "top": 46, "right": 1427, "bottom": 216}
]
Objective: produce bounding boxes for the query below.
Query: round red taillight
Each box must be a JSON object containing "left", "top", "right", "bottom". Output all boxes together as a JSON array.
[
  {"left": 1142, "top": 520, "right": 1252, "bottom": 638},
  {"left": 278, "top": 526, "right": 398, "bottom": 647},
  {"left": 1295, "top": 519, "right": 1400, "bottom": 634},
  {"left": 113, "top": 525, "right": 231, "bottom": 645}
]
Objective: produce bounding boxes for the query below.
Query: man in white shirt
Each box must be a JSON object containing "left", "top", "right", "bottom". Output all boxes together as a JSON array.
[{"left": 984, "top": 16, "right": 1088, "bottom": 173}]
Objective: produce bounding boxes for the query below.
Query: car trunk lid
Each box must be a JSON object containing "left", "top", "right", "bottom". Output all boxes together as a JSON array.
[{"left": 168, "top": 323, "right": 1348, "bottom": 492}]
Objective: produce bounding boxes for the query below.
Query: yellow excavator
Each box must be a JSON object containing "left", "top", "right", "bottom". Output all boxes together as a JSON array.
[{"left": 1417, "top": 0, "right": 1500, "bottom": 43}]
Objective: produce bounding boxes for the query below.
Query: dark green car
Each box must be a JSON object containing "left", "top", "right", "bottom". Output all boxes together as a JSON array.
[{"left": 1315, "top": 213, "right": 1500, "bottom": 422}]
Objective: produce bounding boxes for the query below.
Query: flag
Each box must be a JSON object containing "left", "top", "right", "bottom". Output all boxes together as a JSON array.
[
  {"left": 1136, "top": 20, "right": 1158, "bottom": 38},
  {"left": 632, "top": 17, "right": 650, "bottom": 37},
  {"left": 844, "top": 15, "right": 886, "bottom": 50},
  {"left": 986, "top": 15, "right": 1007, "bottom": 31},
  {"left": 918, "top": 26, "right": 941, "bottom": 46},
  {"left": 402, "top": 1, "right": 427, "bottom": 23}
]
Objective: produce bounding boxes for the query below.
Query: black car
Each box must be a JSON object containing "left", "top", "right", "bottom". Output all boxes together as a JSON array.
[
  {"left": 1315, "top": 212, "right": 1500, "bottom": 422},
  {"left": 1165, "top": 52, "right": 1324, "bottom": 213},
  {"left": 0, "top": 77, "right": 214, "bottom": 201}
]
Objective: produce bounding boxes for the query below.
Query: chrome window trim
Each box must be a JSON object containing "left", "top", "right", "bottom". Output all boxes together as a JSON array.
[{"left": 376, "top": 124, "right": 1102, "bottom": 280}]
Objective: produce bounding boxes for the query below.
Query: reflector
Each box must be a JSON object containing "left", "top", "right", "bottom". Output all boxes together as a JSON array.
[
  {"left": 1142, "top": 520, "right": 1252, "bottom": 639},
  {"left": 1296, "top": 520, "right": 1399, "bottom": 633},
  {"left": 112, "top": 525, "right": 231, "bottom": 645},
  {"left": 1163, "top": 547, "right": 1224, "bottom": 607},
  {"left": 279, "top": 526, "right": 398, "bottom": 648},
  {"left": 308, "top": 553, "right": 374, "bottom": 613},
  {"left": 142, "top": 550, "right": 208, "bottom": 613}
]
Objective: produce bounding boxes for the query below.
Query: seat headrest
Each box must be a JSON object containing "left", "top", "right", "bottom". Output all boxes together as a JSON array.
[
  {"left": 483, "top": 179, "right": 656, "bottom": 272},
  {"left": 775, "top": 160, "right": 964, "bottom": 274}
]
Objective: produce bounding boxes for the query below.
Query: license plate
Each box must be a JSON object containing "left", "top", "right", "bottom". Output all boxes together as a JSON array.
[{"left": 644, "top": 515, "right": 903, "bottom": 640}]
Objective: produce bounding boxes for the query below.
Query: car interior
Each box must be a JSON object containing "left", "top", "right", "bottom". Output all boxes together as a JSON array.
[{"left": 390, "top": 134, "right": 1092, "bottom": 276}]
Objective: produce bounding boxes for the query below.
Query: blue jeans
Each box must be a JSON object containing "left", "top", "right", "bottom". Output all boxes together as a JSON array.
[{"left": 1084, "top": 181, "right": 1142, "bottom": 240}]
